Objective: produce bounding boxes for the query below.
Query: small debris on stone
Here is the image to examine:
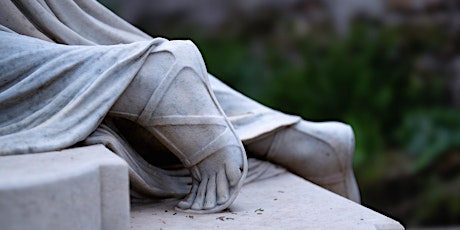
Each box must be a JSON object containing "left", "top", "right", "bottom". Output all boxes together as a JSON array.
[
  {"left": 255, "top": 208, "right": 264, "bottom": 215},
  {"left": 216, "top": 216, "right": 235, "bottom": 221},
  {"left": 186, "top": 215, "right": 194, "bottom": 219}
]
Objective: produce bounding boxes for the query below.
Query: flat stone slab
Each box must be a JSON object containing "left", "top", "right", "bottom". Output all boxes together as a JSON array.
[
  {"left": 0, "top": 145, "right": 404, "bottom": 230},
  {"left": 0, "top": 145, "right": 130, "bottom": 230},
  {"left": 131, "top": 172, "right": 404, "bottom": 230}
]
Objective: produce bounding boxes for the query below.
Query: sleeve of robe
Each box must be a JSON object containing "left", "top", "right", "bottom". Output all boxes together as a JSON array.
[{"left": 0, "top": 28, "right": 167, "bottom": 154}]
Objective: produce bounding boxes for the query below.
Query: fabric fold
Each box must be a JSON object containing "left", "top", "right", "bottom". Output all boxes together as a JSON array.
[{"left": 0, "top": 0, "right": 298, "bottom": 199}]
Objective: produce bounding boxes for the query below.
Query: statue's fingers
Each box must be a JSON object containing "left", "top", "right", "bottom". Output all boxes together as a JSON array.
[
  {"left": 191, "top": 175, "right": 208, "bottom": 210},
  {"left": 177, "top": 180, "right": 199, "bottom": 209},
  {"left": 225, "top": 148, "right": 243, "bottom": 186},
  {"left": 216, "top": 170, "right": 229, "bottom": 205},
  {"left": 204, "top": 175, "right": 217, "bottom": 209}
]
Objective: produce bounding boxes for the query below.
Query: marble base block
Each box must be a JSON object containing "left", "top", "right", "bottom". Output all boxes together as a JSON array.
[
  {"left": 0, "top": 145, "right": 404, "bottom": 230},
  {"left": 131, "top": 172, "right": 404, "bottom": 230},
  {"left": 0, "top": 145, "right": 130, "bottom": 230}
]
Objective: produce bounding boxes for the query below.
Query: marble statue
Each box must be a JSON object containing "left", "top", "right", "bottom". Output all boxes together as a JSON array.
[{"left": 0, "top": 0, "right": 360, "bottom": 213}]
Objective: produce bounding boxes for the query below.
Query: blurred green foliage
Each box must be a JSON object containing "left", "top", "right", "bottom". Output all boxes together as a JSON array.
[
  {"left": 98, "top": 0, "right": 460, "bottom": 224},
  {"left": 196, "top": 21, "right": 456, "bottom": 170},
  {"left": 398, "top": 108, "right": 460, "bottom": 170},
  {"left": 192, "top": 21, "right": 460, "bottom": 226}
]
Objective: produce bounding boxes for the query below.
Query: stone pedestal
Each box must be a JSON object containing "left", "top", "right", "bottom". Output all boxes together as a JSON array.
[
  {"left": 0, "top": 145, "right": 130, "bottom": 230},
  {"left": 0, "top": 145, "right": 404, "bottom": 230},
  {"left": 131, "top": 172, "right": 404, "bottom": 230}
]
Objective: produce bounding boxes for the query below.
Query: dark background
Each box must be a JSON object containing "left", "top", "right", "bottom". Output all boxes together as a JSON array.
[{"left": 100, "top": 0, "right": 460, "bottom": 228}]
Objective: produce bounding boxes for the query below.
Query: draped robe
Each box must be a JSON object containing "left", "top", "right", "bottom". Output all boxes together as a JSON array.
[{"left": 0, "top": 0, "right": 300, "bottom": 198}]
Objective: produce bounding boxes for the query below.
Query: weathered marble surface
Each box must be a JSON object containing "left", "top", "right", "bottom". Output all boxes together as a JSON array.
[
  {"left": 0, "top": 0, "right": 299, "bottom": 213},
  {"left": 0, "top": 145, "right": 129, "bottom": 230},
  {"left": 131, "top": 172, "right": 404, "bottom": 230},
  {"left": 0, "top": 146, "right": 402, "bottom": 229},
  {"left": 0, "top": 0, "right": 359, "bottom": 214}
]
